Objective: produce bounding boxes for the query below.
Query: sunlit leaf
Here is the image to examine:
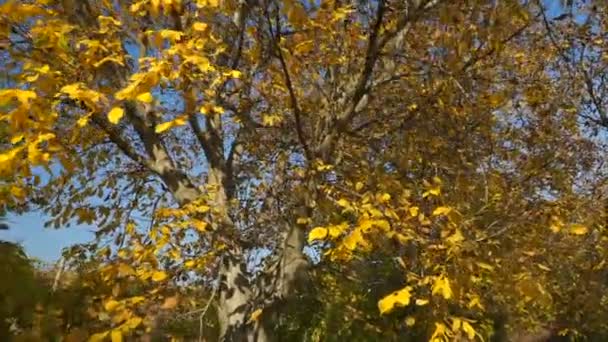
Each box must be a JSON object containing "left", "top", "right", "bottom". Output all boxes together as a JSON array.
[
  {"left": 308, "top": 227, "right": 328, "bottom": 243},
  {"left": 462, "top": 321, "right": 477, "bottom": 340},
  {"left": 136, "top": 92, "right": 154, "bottom": 103},
  {"left": 104, "top": 299, "right": 120, "bottom": 312},
  {"left": 110, "top": 329, "right": 123, "bottom": 342},
  {"left": 108, "top": 107, "right": 125, "bottom": 124},
  {"left": 151, "top": 271, "right": 168, "bottom": 282},
  {"left": 155, "top": 116, "right": 188, "bottom": 133},
  {"left": 570, "top": 224, "right": 588, "bottom": 235},
  {"left": 248, "top": 308, "right": 263, "bottom": 323},
  {"left": 432, "top": 275, "right": 453, "bottom": 300},
  {"left": 432, "top": 206, "right": 452, "bottom": 216},
  {"left": 378, "top": 286, "right": 412, "bottom": 315},
  {"left": 89, "top": 331, "right": 109, "bottom": 342}
]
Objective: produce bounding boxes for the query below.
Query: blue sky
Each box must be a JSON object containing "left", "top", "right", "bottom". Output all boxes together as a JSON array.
[{"left": 0, "top": 211, "right": 94, "bottom": 262}]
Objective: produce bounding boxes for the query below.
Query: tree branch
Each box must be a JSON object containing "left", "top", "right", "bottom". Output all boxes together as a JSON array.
[
  {"left": 90, "top": 113, "right": 151, "bottom": 168},
  {"left": 336, "top": 0, "right": 386, "bottom": 129},
  {"left": 266, "top": 8, "right": 312, "bottom": 161}
]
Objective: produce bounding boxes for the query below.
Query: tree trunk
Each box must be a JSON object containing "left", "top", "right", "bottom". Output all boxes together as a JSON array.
[{"left": 217, "top": 253, "right": 256, "bottom": 341}]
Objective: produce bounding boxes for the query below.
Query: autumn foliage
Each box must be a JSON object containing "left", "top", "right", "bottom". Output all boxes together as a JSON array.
[{"left": 1, "top": 0, "right": 608, "bottom": 341}]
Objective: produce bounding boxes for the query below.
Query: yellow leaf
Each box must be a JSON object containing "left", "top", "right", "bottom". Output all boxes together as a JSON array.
[
  {"left": 199, "top": 104, "right": 224, "bottom": 115},
  {"left": 374, "top": 219, "right": 390, "bottom": 232},
  {"left": 185, "top": 260, "right": 196, "bottom": 268},
  {"left": 549, "top": 216, "right": 564, "bottom": 233},
  {"left": 328, "top": 223, "right": 347, "bottom": 238},
  {"left": 10, "top": 135, "right": 24, "bottom": 144},
  {"left": 93, "top": 56, "right": 124, "bottom": 68},
  {"left": 430, "top": 323, "right": 449, "bottom": 342},
  {"left": 125, "top": 316, "right": 143, "bottom": 330},
  {"left": 224, "top": 70, "right": 242, "bottom": 78},
  {"left": 108, "top": 107, "right": 124, "bottom": 124},
  {"left": 432, "top": 275, "right": 453, "bottom": 300},
  {"left": 462, "top": 321, "right": 477, "bottom": 340},
  {"left": 423, "top": 186, "right": 441, "bottom": 198},
  {"left": 111, "top": 330, "right": 123, "bottom": 342},
  {"left": 570, "top": 224, "right": 588, "bottom": 235},
  {"left": 418, "top": 213, "right": 431, "bottom": 226},
  {"left": 331, "top": 6, "right": 354, "bottom": 22},
  {"left": 193, "top": 22, "right": 208, "bottom": 32},
  {"left": 446, "top": 229, "right": 464, "bottom": 245},
  {"left": 37, "top": 133, "right": 56, "bottom": 142},
  {"left": 104, "top": 299, "right": 120, "bottom": 312},
  {"left": 25, "top": 73, "right": 40, "bottom": 82},
  {"left": 415, "top": 299, "right": 429, "bottom": 306},
  {"left": 262, "top": 113, "right": 283, "bottom": 126},
  {"left": 355, "top": 182, "right": 364, "bottom": 191},
  {"left": 408, "top": 206, "right": 419, "bottom": 217},
  {"left": 378, "top": 193, "right": 391, "bottom": 203},
  {"left": 193, "top": 220, "right": 208, "bottom": 232},
  {"left": 151, "top": 271, "right": 168, "bottom": 282},
  {"left": 343, "top": 229, "right": 369, "bottom": 250},
  {"left": 432, "top": 206, "right": 451, "bottom": 216},
  {"left": 196, "top": 0, "right": 218, "bottom": 8},
  {"left": 537, "top": 264, "right": 551, "bottom": 271},
  {"left": 88, "top": 331, "right": 109, "bottom": 342},
  {"left": 294, "top": 40, "right": 314, "bottom": 55},
  {"left": 0, "top": 89, "right": 36, "bottom": 105},
  {"left": 136, "top": 92, "right": 154, "bottom": 103},
  {"left": 315, "top": 161, "right": 333, "bottom": 171},
  {"left": 98, "top": 15, "right": 122, "bottom": 27},
  {"left": 10, "top": 185, "right": 26, "bottom": 199},
  {"left": 405, "top": 316, "right": 416, "bottom": 326},
  {"left": 378, "top": 286, "right": 412, "bottom": 315},
  {"left": 488, "top": 93, "right": 506, "bottom": 107},
  {"left": 296, "top": 217, "right": 311, "bottom": 225},
  {"left": 155, "top": 116, "right": 188, "bottom": 133},
  {"left": 117, "top": 249, "right": 129, "bottom": 258},
  {"left": 452, "top": 317, "right": 462, "bottom": 331},
  {"left": 77, "top": 115, "right": 91, "bottom": 127},
  {"left": 476, "top": 262, "right": 494, "bottom": 271},
  {"left": 117, "top": 263, "right": 135, "bottom": 276},
  {"left": 337, "top": 198, "right": 349, "bottom": 207},
  {"left": 514, "top": 52, "right": 526, "bottom": 60},
  {"left": 129, "top": 296, "right": 146, "bottom": 305},
  {"left": 154, "top": 121, "right": 173, "bottom": 133},
  {"left": 248, "top": 308, "right": 263, "bottom": 323},
  {"left": 308, "top": 227, "right": 328, "bottom": 243},
  {"left": 467, "top": 296, "right": 484, "bottom": 310},
  {"left": 159, "top": 29, "right": 183, "bottom": 42}
]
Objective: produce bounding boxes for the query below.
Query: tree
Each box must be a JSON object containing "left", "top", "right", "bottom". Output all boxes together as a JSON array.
[{"left": 1, "top": 0, "right": 607, "bottom": 341}]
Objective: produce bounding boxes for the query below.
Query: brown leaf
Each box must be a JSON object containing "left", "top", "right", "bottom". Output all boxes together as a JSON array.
[{"left": 161, "top": 295, "right": 179, "bottom": 310}]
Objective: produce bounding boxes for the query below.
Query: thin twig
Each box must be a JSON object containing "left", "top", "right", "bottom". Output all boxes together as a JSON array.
[{"left": 476, "top": 221, "right": 503, "bottom": 242}]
